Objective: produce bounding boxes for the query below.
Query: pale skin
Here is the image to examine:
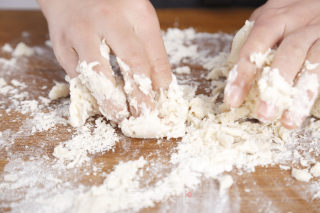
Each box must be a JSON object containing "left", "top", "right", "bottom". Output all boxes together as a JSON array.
[{"left": 38, "top": 0, "right": 319, "bottom": 128}]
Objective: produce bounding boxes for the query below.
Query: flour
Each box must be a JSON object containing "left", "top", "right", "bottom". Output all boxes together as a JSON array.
[
  {"left": 3, "top": 174, "right": 18, "bottom": 182},
  {"left": 75, "top": 157, "right": 147, "bottom": 212},
  {"left": 133, "top": 74, "right": 153, "bottom": 95},
  {"left": 29, "top": 111, "right": 68, "bottom": 133},
  {"left": 12, "top": 42, "right": 34, "bottom": 57},
  {"left": 0, "top": 77, "right": 6, "bottom": 87},
  {"left": 11, "top": 79, "right": 27, "bottom": 88},
  {"left": 2, "top": 43, "right": 13, "bottom": 53},
  {"left": 218, "top": 175, "right": 233, "bottom": 194},
  {"left": 174, "top": 66, "right": 191, "bottom": 74},
  {"left": 53, "top": 118, "right": 118, "bottom": 168}
]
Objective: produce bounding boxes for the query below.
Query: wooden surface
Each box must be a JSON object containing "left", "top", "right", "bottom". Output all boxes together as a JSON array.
[{"left": 0, "top": 9, "right": 320, "bottom": 213}]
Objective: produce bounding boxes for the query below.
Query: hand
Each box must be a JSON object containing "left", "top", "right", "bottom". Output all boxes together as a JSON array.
[
  {"left": 224, "top": 0, "right": 320, "bottom": 129},
  {"left": 38, "top": 0, "right": 172, "bottom": 121}
]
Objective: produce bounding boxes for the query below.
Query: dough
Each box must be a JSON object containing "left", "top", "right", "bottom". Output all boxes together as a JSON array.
[
  {"left": 48, "top": 81, "right": 69, "bottom": 100},
  {"left": 291, "top": 168, "right": 313, "bottom": 182},
  {"left": 12, "top": 42, "right": 34, "bottom": 57},
  {"left": 310, "top": 162, "right": 320, "bottom": 177}
]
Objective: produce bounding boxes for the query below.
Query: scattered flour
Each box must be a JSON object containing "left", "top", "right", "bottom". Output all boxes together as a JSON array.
[
  {"left": 0, "top": 77, "right": 7, "bottom": 87},
  {"left": 3, "top": 174, "right": 18, "bottom": 182},
  {"left": 218, "top": 175, "right": 234, "bottom": 194},
  {"left": 53, "top": 118, "right": 118, "bottom": 168},
  {"left": 2, "top": 43, "right": 13, "bottom": 53},
  {"left": 174, "top": 66, "right": 191, "bottom": 74}
]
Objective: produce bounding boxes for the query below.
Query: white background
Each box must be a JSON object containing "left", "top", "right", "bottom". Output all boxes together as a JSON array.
[{"left": 0, "top": 0, "right": 39, "bottom": 9}]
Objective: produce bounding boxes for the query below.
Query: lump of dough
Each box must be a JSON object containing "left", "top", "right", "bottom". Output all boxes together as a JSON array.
[
  {"left": 48, "top": 81, "right": 70, "bottom": 100},
  {"left": 69, "top": 77, "right": 99, "bottom": 127},
  {"left": 310, "top": 162, "right": 320, "bottom": 177},
  {"left": 12, "top": 42, "right": 34, "bottom": 57},
  {"left": 119, "top": 76, "right": 188, "bottom": 139},
  {"left": 291, "top": 168, "right": 312, "bottom": 182}
]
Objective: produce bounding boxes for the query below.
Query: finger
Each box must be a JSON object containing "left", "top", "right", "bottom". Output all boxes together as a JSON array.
[
  {"left": 257, "top": 25, "right": 320, "bottom": 122},
  {"left": 102, "top": 18, "right": 155, "bottom": 116},
  {"left": 224, "top": 17, "right": 285, "bottom": 108},
  {"left": 281, "top": 39, "right": 320, "bottom": 129},
  {"left": 126, "top": 1, "right": 172, "bottom": 90},
  {"left": 50, "top": 35, "right": 78, "bottom": 78},
  {"left": 72, "top": 35, "right": 129, "bottom": 122}
]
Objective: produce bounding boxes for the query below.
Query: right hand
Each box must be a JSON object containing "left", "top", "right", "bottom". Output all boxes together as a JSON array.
[{"left": 38, "top": 0, "right": 172, "bottom": 121}]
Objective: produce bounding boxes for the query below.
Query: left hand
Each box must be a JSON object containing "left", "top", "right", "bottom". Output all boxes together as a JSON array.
[{"left": 224, "top": 0, "right": 320, "bottom": 128}]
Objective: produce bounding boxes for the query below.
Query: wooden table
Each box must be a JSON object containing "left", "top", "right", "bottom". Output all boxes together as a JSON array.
[{"left": 0, "top": 9, "right": 319, "bottom": 213}]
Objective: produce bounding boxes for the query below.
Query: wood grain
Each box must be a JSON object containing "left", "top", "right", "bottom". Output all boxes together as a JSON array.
[{"left": 0, "top": 9, "right": 319, "bottom": 213}]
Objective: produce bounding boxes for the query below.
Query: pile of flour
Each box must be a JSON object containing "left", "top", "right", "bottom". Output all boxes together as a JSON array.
[{"left": 0, "top": 25, "right": 320, "bottom": 213}]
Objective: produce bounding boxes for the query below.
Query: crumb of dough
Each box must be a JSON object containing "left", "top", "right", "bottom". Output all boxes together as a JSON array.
[
  {"left": 173, "top": 66, "right": 191, "bottom": 74},
  {"left": 218, "top": 175, "right": 233, "bottom": 194},
  {"left": 11, "top": 79, "right": 27, "bottom": 88},
  {"left": 291, "top": 168, "right": 313, "bottom": 182},
  {"left": 12, "top": 42, "right": 34, "bottom": 57},
  {"left": 2, "top": 43, "right": 13, "bottom": 52},
  {"left": 0, "top": 77, "right": 7, "bottom": 87},
  {"left": 310, "top": 162, "right": 320, "bottom": 177},
  {"left": 48, "top": 81, "right": 70, "bottom": 100},
  {"left": 45, "top": 40, "right": 52, "bottom": 47},
  {"left": 279, "top": 165, "right": 290, "bottom": 170}
]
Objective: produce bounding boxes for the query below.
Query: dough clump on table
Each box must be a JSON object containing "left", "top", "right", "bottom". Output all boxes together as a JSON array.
[
  {"left": 48, "top": 81, "right": 70, "bottom": 100},
  {"left": 291, "top": 168, "right": 313, "bottom": 182},
  {"left": 12, "top": 42, "right": 34, "bottom": 57}
]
